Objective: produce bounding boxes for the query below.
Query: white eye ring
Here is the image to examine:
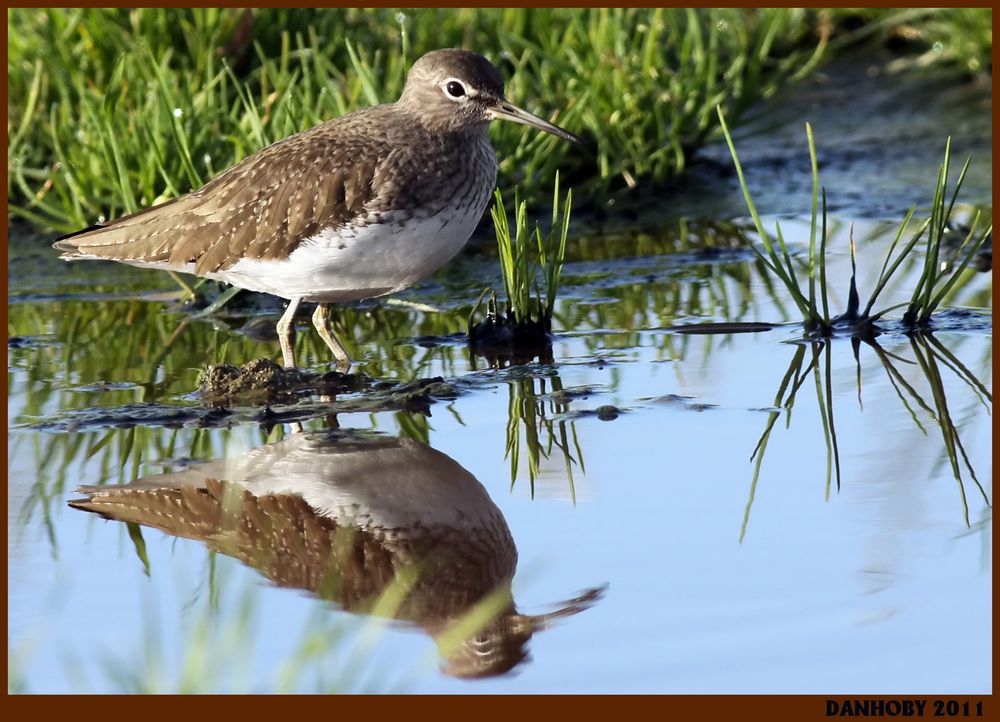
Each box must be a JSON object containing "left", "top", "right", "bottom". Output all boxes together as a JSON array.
[{"left": 442, "top": 78, "right": 469, "bottom": 101}]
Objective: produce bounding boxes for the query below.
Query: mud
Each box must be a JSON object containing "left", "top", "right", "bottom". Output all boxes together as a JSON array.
[
  {"left": 197, "top": 358, "right": 365, "bottom": 407},
  {"left": 198, "top": 358, "right": 472, "bottom": 416},
  {"left": 468, "top": 307, "right": 554, "bottom": 365}
]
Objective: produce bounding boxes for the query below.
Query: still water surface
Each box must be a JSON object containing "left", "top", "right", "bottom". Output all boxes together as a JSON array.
[
  {"left": 6, "top": 57, "right": 993, "bottom": 694},
  {"left": 7, "top": 208, "right": 991, "bottom": 692}
]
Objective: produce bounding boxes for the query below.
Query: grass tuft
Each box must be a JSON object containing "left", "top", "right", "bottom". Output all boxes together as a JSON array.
[
  {"left": 718, "top": 108, "right": 992, "bottom": 336},
  {"left": 494, "top": 173, "right": 572, "bottom": 325},
  {"left": 468, "top": 175, "right": 572, "bottom": 357}
]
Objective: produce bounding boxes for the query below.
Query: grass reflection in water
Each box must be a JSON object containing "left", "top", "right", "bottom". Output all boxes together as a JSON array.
[{"left": 741, "top": 332, "right": 992, "bottom": 541}]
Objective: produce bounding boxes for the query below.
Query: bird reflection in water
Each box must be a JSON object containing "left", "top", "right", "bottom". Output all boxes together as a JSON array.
[{"left": 69, "top": 427, "right": 605, "bottom": 678}]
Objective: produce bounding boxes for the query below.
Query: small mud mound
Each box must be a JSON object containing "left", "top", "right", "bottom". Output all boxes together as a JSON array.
[
  {"left": 198, "top": 359, "right": 366, "bottom": 407},
  {"left": 468, "top": 310, "right": 554, "bottom": 366},
  {"left": 197, "top": 359, "right": 466, "bottom": 416}
]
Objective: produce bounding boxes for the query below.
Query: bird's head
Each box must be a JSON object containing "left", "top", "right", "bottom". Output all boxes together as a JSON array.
[{"left": 399, "top": 48, "right": 584, "bottom": 145}]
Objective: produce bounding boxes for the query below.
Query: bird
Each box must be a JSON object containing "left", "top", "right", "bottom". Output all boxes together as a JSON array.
[
  {"left": 69, "top": 428, "right": 605, "bottom": 678},
  {"left": 53, "top": 48, "right": 584, "bottom": 370}
]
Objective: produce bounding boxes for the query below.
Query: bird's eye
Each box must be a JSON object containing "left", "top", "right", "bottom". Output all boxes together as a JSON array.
[{"left": 445, "top": 81, "right": 466, "bottom": 99}]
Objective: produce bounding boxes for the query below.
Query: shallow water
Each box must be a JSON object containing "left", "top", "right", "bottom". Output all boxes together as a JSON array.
[
  {"left": 8, "top": 207, "right": 992, "bottom": 693},
  {"left": 609, "top": 57, "right": 993, "bottom": 226},
  {"left": 6, "top": 62, "right": 993, "bottom": 694}
]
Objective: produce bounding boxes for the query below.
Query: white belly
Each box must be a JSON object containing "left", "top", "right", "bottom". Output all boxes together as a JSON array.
[
  {"left": 231, "top": 435, "right": 510, "bottom": 535},
  {"left": 208, "top": 203, "right": 486, "bottom": 302}
]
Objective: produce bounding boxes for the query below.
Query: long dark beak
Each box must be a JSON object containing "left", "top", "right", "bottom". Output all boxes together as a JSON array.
[{"left": 491, "top": 99, "right": 586, "bottom": 147}]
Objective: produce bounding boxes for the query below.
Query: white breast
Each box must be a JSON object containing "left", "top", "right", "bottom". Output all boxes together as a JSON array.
[
  {"left": 220, "top": 435, "right": 509, "bottom": 535},
  {"left": 208, "top": 200, "right": 486, "bottom": 303}
]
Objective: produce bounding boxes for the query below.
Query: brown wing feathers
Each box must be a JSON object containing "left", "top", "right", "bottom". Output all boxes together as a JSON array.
[{"left": 53, "top": 112, "right": 390, "bottom": 274}]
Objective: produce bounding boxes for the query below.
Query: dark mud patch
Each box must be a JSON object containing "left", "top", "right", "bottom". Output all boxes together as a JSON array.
[
  {"left": 198, "top": 358, "right": 469, "bottom": 413},
  {"left": 663, "top": 311, "right": 991, "bottom": 342},
  {"left": 593, "top": 405, "right": 624, "bottom": 421},
  {"left": 546, "top": 385, "right": 606, "bottom": 405},
  {"left": 686, "top": 57, "right": 993, "bottom": 222},
  {"left": 8, "top": 335, "right": 61, "bottom": 350},
  {"left": 639, "top": 393, "right": 717, "bottom": 412},
  {"left": 22, "top": 359, "right": 582, "bottom": 434},
  {"left": 28, "top": 403, "right": 236, "bottom": 433},
  {"left": 775, "top": 308, "right": 995, "bottom": 342},
  {"left": 874, "top": 308, "right": 995, "bottom": 337},
  {"left": 404, "top": 332, "right": 468, "bottom": 349},
  {"left": 468, "top": 307, "right": 554, "bottom": 366},
  {"left": 559, "top": 404, "right": 627, "bottom": 422},
  {"left": 69, "top": 381, "right": 140, "bottom": 394},
  {"left": 565, "top": 393, "right": 717, "bottom": 422},
  {"left": 667, "top": 322, "right": 779, "bottom": 335},
  {"left": 25, "top": 374, "right": 469, "bottom": 433},
  {"left": 197, "top": 358, "right": 367, "bottom": 407}
]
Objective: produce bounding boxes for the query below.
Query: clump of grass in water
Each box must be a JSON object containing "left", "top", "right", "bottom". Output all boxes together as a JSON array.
[
  {"left": 717, "top": 107, "right": 992, "bottom": 337},
  {"left": 718, "top": 109, "right": 991, "bottom": 540},
  {"left": 891, "top": 142, "right": 990, "bottom": 327},
  {"left": 468, "top": 175, "right": 572, "bottom": 358}
]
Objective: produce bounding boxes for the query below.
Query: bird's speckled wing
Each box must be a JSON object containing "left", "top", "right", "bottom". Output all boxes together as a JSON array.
[
  {"left": 53, "top": 106, "right": 399, "bottom": 275},
  {"left": 68, "top": 477, "right": 402, "bottom": 599}
]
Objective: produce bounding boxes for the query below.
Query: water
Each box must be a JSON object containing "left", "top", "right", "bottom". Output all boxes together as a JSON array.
[
  {"left": 7, "top": 209, "right": 991, "bottom": 693},
  {"left": 6, "top": 63, "right": 992, "bottom": 694}
]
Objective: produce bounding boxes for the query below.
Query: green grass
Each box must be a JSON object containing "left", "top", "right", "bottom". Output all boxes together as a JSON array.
[
  {"left": 8, "top": 9, "right": 991, "bottom": 234},
  {"left": 822, "top": 7, "right": 993, "bottom": 77},
  {"left": 718, "top": 108, "right": 992, "bottom": 335},
  {"left": 466, "top": 175, "right": 571, "bottom": 358},
  {"left": 8, "top": 7, "right": 837, "bottom": 233},
  {"left": 490, "top": 174, "right": 572, "bottom": 327},
  {"left": 898, "top": 141, "right": 990, "bottom": 326}
]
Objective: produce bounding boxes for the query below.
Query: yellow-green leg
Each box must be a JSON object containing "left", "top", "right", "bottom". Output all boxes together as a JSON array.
[
  {"left": 276, "top": 297, "right": 301, "bottom": 368},
  {"left": 312, "top": 303, "right": 352, "bottom": 371}
]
